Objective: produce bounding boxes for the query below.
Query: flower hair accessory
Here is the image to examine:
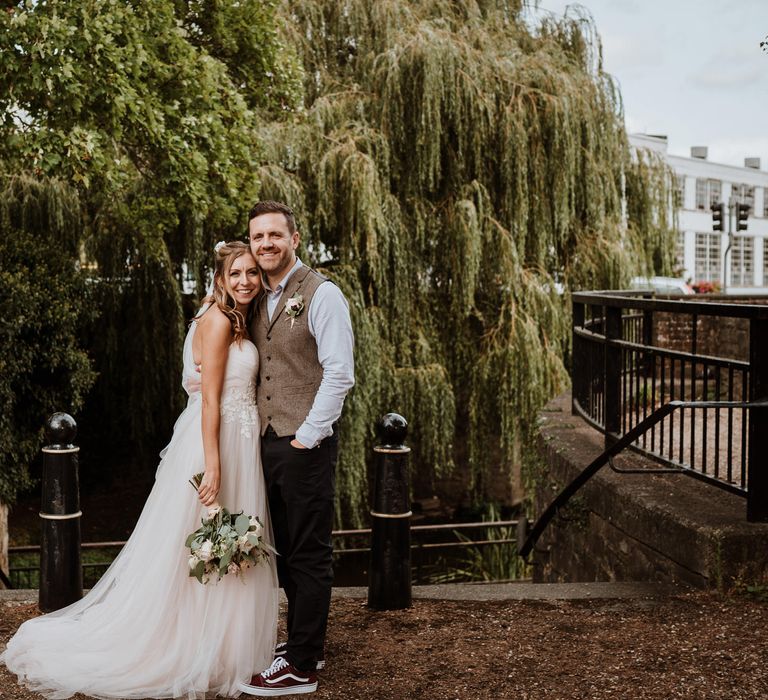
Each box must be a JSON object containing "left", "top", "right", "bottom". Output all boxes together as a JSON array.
[
  {"left": 213, "top": 240, "right": 227, "bottom": 254},
  {"left": 284, "top": 294, "right": 305, "bottom": 329}
]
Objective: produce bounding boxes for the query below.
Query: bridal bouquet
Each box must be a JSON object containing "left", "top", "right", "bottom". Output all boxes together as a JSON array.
[{"left": 185, "top": 473, "right": 273, "bottom": 584}]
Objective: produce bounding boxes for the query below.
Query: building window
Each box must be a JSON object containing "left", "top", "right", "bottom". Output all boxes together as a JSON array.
[
  {"left": 696, "top": 179, "right": 706, "bottom": 210},
  {"left": 695, "top": 232, "right": 721, "bottom": 282},
  {"left": 730, "top": 236, "right": 754, "bottom": 286},
  {"left": 674, "top": 175, "right": 685, "bottom": 209},
  {"left": 708, "top": 180, "right": 721, "bottom": 210},
  {"left": 763, "top": 187, "right": 768, "bottom": 218},
  {"left": 764, "top": 243, "right": 768, "bottom": 285},
  {"left": 732, "top": 183, "right": 755, "bottom": 214},
  {"left": 675, "top": 231, "right": 685, "bottom": 275},
  {"left": 695, "top": 178, "right": 721, "bottom": 211}
]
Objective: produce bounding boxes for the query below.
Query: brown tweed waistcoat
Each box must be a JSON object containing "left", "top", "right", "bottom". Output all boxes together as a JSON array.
[{"left": 251, "top": 265, "right": 327, "bottom": 437}]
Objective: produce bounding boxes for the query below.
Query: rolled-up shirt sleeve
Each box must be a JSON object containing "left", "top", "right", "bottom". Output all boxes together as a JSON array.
[{"left": 294, "top": 281, "right": 355, "bottom": 448}]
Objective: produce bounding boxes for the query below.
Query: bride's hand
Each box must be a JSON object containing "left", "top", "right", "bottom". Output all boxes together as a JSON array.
[{"left": 197, "top": 469, "right": 220, "bottom": 506}]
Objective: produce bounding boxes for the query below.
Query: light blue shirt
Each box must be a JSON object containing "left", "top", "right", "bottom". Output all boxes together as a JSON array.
[{"left": 264, "top": 258, "right": 355, "bottom": 448}]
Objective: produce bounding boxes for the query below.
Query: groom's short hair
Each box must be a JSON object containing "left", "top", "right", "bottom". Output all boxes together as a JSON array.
[{"left": 248, "top": 201, "right": 296, "bottom": 234}]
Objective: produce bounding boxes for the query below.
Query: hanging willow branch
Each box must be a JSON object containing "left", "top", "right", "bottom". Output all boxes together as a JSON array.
[{"left": 260, "top": 0, "right": 674, "bottom": 524}]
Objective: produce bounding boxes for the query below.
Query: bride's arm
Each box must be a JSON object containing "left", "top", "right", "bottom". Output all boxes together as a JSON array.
[{"left": 196, "top": 308, "right": 232, "bottom": 506}]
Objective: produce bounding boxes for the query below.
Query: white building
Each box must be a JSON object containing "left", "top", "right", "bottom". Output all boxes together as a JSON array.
[{"left": 630, "top": 133, "right": 768, "bottom": 294}]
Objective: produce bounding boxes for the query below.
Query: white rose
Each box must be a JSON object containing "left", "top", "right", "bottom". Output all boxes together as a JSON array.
[
  {"left": 188, "top": 555, "right": 199, "bottom": 571},
  {"left": 249, "top": 518, "right": 264, "bottom": 538},
  {"left": 198, "top": 540, "right": 214, "bottom": 563},
  {"left": 238, "top": 534, "right": 254, "bottom": 553}
]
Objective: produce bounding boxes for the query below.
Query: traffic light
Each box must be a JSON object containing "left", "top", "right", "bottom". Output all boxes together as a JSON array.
[
  {"left": 737, "top": 203, "right": 749, "bottom": 231},
  {"left": 711, "top": 202, "right": 725, "bottom": 231}
]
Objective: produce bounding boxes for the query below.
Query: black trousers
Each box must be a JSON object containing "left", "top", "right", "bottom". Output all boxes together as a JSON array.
[{"left": 261, "top": 426, "right": 337, "bottom": 672}]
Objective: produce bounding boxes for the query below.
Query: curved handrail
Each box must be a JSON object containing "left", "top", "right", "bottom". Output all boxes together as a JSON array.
[{"left": 519, "top": 398, "right": 768, "bottom": 560}]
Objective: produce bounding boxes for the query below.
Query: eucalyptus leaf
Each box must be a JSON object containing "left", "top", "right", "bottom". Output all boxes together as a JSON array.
[
  {"left": 192, "top": 560, "right": 205, "bottom": 583},
  {"left": 235, "top": 514, "right": 250, "bottom": 536}
]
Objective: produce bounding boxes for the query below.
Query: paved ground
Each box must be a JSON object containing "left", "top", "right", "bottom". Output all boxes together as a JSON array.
[{"left": 0, "top": 580, "right": 681, "bottom": 604}]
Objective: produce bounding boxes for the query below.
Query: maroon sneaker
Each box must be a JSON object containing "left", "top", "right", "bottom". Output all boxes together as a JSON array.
[
  {"left": 239, "top": 656, "right": 318, "bottom": 696},
  {"left": 274, "top": 641, "right": 326, "bottom": 670}
]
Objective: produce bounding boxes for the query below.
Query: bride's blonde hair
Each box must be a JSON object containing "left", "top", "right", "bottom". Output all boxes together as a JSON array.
[{"left": 211, "top": 241, "right": 260, "bottom": 343}]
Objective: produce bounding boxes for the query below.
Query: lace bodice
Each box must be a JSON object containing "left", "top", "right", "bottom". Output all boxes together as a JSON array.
[
  {"left": 181, "top": 312, "right": 259, "bottom": 437},
  {"left": 220, "top": 377, "right": 258, "bottom": 438}
]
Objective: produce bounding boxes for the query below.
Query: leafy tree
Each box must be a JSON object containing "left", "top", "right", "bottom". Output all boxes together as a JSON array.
[
  {"left": 0, "top": 0, "right": 301, "bottom": 500},
  {"left": 256, "top": 0, "right": 677, "bottom": 523},
  {"left": 0, "top": 0, "right": 676, "bottom": 534},
  {"left": 0, "top": 175, "right": 95, "bottom": 503}
]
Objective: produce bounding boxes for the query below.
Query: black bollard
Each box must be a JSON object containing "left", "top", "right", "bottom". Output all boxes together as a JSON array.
[
  {"left": 39, "top": 412, "right": 83, "bottom": 612},
  {"left": 368, "top": 413, "right": 412, "bottom": 610}
]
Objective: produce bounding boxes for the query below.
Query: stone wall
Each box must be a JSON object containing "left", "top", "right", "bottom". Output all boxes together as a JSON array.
[
  {"left": 652, "top": 295, "right": 768, "bottom": 362},
  {"left": 532, "top": 393, "right": 768, "bottom": 588}
]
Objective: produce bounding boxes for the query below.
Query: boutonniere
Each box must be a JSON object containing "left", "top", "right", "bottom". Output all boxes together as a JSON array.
[{"left": 284, "top": 294, "right": 305, "bottom": 328}]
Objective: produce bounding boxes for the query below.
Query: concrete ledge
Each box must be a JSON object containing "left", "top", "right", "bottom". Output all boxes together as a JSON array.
[
  {"left": 1, "top": 581, "right": 683, "bottom": 605},
  {"left": 533, "top": 392, "right": 768, "bottom": 588}
]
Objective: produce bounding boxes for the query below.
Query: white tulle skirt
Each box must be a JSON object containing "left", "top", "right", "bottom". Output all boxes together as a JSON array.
[{"left": 1, "top": 395, "right": 278, "bottom": 699}]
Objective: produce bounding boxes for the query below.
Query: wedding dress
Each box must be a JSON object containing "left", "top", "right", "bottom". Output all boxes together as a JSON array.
[{"left": 1, "top": 317, "right": 278, "bottom": 699}]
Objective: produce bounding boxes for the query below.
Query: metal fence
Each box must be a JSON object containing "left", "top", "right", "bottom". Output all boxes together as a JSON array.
[
  {"left": 572, "top": 291, "right": 768, "bottom": 520},
  {"left": 8, "top": 520, "right": 523, "bottom": 589}
]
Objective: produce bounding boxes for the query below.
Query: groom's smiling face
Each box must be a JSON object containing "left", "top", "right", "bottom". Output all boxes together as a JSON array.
[{"left": 249, "top": 212, "right": 299, "bottom": 284}]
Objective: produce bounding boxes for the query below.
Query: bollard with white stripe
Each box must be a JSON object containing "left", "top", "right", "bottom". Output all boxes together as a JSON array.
[
  {"left": 39, "top": 412, "right": 83, "bottom": 612},
  {"left": 367, "top": 413, "right": 412, "bottom": 610}
]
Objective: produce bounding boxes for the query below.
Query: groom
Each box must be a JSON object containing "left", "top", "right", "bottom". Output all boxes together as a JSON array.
[{"left": 240, "top": 201, "right": 355, "bottom": 697}]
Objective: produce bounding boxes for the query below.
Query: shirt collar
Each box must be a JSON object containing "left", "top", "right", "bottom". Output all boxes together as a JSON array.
[{"left": 264, "top": 257, "right": 303, "bottom": 295}]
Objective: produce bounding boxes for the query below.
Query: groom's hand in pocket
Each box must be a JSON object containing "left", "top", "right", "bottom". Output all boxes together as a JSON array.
[{"left": 290, "top": 438, "right": 308, "bottom": 449}]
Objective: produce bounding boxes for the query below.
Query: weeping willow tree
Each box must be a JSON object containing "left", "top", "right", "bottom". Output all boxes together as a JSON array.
[
  {"left": 0, "top": 0, "right": 675, "bottom": 534},
  {"left": 255, "top": 0, "right": 676, "bottom": 523},
  {"left": 0, "top": 174, "right": 96, "bottom": 504}
]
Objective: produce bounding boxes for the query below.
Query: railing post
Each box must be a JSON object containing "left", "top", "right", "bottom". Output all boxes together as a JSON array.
[
  {"left": 368, "top": 413, "right": 412, "bottom": 610},
  {"left": 748, "top": 318, "right": 768, "bottom": 521},
  {"left": 604, "top": 306, "right": 622, "bottom": 448},
  {"left": 642, "top": 308, "right": 654, "bottom": 377},
  {"left": 39, "top": 412, "right": 83, "bottom": 612},
  {"left": 572, "top": 300, "right": 585, "bottom": 415}
]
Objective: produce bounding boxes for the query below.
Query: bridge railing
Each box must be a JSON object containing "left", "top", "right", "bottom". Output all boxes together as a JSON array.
[{"left": 571, "top": 290, "right": 768, "bottom": 521}]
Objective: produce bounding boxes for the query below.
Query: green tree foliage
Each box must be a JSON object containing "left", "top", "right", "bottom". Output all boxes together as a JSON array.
[
  {"left": 0, "top": 0, "right": 301, "bottom": 500},
  {"left": 256, "top": 0, "right": 677, "bottom": 523},
  {"left": 0, "top": 175, "right": 96, "bottom": 503},
  {"left": 0, "top": 0, "right": 675, "bottom": 528}
]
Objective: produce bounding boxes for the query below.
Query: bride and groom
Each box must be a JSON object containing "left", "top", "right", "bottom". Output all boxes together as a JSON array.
[{"left": 1, "top": 201, "right": 355, "bottom": 698}]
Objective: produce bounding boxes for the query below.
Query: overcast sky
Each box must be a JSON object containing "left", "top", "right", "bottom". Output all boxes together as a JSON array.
[{"left": 533, "top": 0, "right": 768, "bottom": 168}]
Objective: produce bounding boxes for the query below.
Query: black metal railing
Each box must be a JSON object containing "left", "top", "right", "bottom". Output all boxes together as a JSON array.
[
  {"left": 8, "top": 521, "right": 524, "bottom": 589},
  {"left": 572, "top": 291, "right": 768, "bottom": 521}
]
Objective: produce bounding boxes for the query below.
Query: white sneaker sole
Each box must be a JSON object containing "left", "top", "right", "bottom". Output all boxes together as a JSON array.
[{"left": 238, "top": 681, "right": 318, "bottom": 696}]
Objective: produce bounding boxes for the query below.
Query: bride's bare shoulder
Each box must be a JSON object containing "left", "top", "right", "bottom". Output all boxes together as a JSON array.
[{"left": 195, "top": 304, "right": 232, "bottom": 339}]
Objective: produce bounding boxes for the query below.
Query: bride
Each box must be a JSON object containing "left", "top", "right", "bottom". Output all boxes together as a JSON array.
[{"left": 1, "top": 241, "right": 278, "bottom": 699}]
